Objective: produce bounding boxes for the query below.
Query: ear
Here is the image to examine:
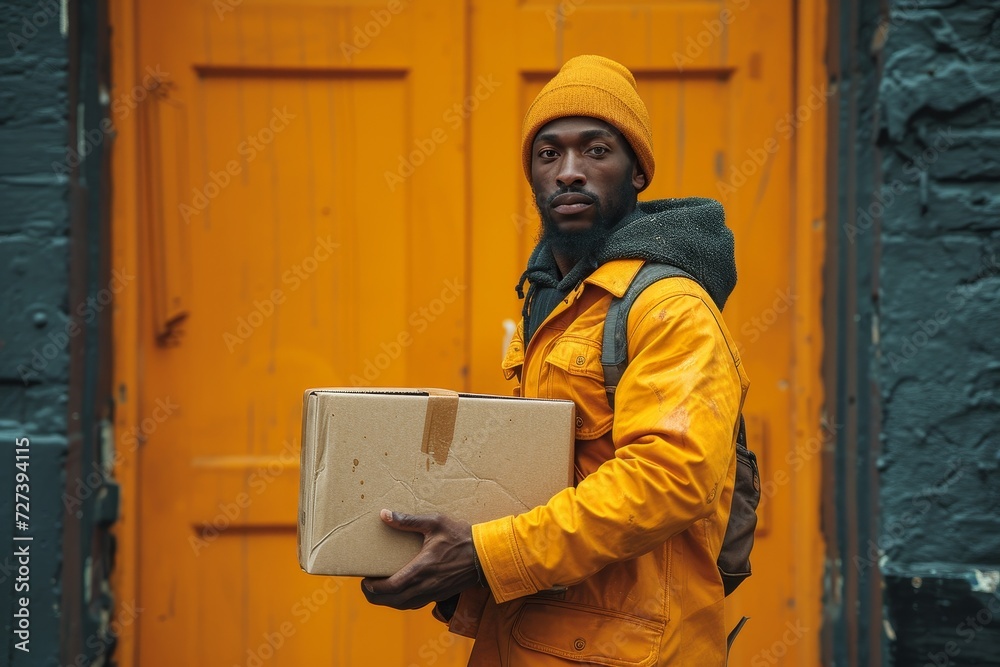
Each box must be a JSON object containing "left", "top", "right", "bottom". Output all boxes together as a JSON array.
[{"left": 632, "top": 162, "right": 647, "bottom": 192}]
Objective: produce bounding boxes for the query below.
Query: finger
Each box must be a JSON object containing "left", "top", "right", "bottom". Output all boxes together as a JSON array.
[
  {"left": 361, "top": 575, "right": 433, "bottom": 610},
  {"left": 361, "top": 577, "right": 402, "bottom": 607},
  {"left": 361, "top": 544, "right": 439, "bottom": 601},
  {"left": 361, "top": 576, "right": 391, "bottom": 599},
  {"left": 361, "top": 512, "right": 445, "bottom": 605},
  {"left": 364, "top": 553, "right": 423, "bottom": 596},
  {"left": 380, "top": 509, "right": 439, "bottom": 535}
]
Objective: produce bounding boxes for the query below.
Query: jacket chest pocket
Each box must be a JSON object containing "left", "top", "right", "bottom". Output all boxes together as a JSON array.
[{"left": 543, "top": 337, "right": 613, "bottom": 440}]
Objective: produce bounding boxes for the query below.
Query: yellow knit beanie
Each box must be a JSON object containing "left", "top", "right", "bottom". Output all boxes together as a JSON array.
[{"left": 521, "top": 55, "right": 654, "bottom": 189}]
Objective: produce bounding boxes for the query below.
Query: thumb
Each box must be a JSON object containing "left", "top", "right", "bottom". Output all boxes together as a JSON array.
[{"left": 380, "top": 509, "right": 435, "bottom": 534}]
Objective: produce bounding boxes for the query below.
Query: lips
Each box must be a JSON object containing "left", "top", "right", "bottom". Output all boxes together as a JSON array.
[{"left": 551, "top": 192, "right": 594, "bottom": 215}]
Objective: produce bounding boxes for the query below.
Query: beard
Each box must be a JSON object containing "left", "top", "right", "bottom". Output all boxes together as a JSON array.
[{"left": 535, "top": 172, "right": 637, "bottom": 260}]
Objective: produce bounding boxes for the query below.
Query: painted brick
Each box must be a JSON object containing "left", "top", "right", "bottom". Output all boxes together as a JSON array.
[
  {"left": 879, "top": 56, "right": 1000, "bottom": 141},
  {"left": 872, "top": 0, "right": 1000, "bottom": 662},
  {"left": 0, "top": 182, "right": 67, "bottom": 234},
  {"left": 0, "top": 1, "right": 69, "bottom": 661},
  {"left": 0, "top": 0, "right": 64, "bottom": 47},
  {"left": 0, "top": 235, "right": 70, "bottom": 384},
  {"left": 924, "top": 136, "right": 1000, "bottom": 182},
  {"left": 0, "top": 385, "right": 68, "bottom": 434}
]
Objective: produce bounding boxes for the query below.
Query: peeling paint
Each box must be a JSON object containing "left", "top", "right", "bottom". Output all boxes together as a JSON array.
[
  {"left": 883, "top": 618, "right": 897, "bottom": 641},
  {"left": 971, "top": 569, "right": 1000, "bottom": 594}
]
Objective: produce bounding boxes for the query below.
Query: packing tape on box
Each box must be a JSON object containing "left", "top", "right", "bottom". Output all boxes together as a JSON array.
[{"left": 421, "top": 388, "right": 459, "bottom": 465}]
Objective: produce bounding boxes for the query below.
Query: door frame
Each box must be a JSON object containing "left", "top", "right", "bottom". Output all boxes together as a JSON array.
[
  {"left": 789, "top": 0, "right": 830, "bottom": 663},
  {"left": 107, "top": 2, "right": 829, "bottom": 665},
  {"left": 108, "top": 0, "right": 142, "bottom": 663}
]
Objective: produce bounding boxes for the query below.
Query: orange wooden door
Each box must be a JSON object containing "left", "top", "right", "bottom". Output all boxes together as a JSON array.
[
  {"left": 466, "top": 2, "right": 822, "bottom": 665},
  {"left": 114, "top": 0, "right": 474, "bottom": 664},
  {"left": 112, "top": 0, "right": 823, "bottom": 665}
]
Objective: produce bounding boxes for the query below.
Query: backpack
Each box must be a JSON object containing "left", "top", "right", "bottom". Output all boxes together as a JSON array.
[
  {"left": 521, "top": 261, "right": 761, "bottom": 598},
  {"left": 600, "top": 262, "right": 761, "bottom": 597}
]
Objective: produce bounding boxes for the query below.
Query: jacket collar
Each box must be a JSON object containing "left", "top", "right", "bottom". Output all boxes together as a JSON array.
[{"left": 582, "top": 258, "right": 644, "bottom": 298}]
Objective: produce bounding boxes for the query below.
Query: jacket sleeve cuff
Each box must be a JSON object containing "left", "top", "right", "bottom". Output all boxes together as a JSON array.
[{"left": 472, "top": 516, "right": 538, "bottom": 604}]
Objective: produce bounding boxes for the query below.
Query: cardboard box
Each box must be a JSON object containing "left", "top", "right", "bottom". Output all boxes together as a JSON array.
[{"left": 298, "top": 388, "right": 575, "bottom": 577}]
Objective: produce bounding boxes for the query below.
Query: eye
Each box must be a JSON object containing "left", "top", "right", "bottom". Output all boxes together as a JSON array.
[
  {"left": 539, "top": 148, "right": 558, "bottom": 159},
  {"left": 588, "top": 146, "right": 609, "bottom": 156}
]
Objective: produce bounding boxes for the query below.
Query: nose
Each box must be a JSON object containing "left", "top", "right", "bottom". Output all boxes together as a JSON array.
[{"left": 556, "top": 152, "right": 586, "bottom": 188}]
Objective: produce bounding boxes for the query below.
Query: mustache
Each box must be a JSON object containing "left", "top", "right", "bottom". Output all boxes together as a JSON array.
[{"left": 542, "top": 186, "right": 602, "bottom": 208}]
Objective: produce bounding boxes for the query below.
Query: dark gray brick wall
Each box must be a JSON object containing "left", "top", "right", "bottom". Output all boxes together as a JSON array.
[
  {"left": 0, "top": 1, "right": 68, "bottom": 665},
  {"left": 875, "top": 0, "right": 1000, "bottom": 664}
]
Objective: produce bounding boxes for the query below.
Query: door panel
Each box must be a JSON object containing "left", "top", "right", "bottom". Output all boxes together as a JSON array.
[
  {"left": 467, "top": 2, "right": 817, "bottom": 666},
  {"left": 130, "top": 1, "right": 471, "bottom": 665},
  {"left": 117, "top": 0, "right": 820, "bottom": 664}
]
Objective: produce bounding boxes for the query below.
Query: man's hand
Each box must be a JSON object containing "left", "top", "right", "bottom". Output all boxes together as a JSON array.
[{"left": 361, "top": 509, "right": 481, "bottom": 610}]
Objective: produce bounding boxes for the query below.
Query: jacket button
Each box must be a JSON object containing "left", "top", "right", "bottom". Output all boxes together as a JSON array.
[
  {"left": 573, "top": 638, "right": 586, "bottom": 651},
  {"left": 575, "top": 416, "right": 584, "bottom": 428},
  {"left": 575, "top": 355, "right": 585, "bottom": 365}
]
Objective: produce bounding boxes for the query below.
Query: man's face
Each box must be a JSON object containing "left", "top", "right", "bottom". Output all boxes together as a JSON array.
[{"left": 530, "top": 116, "right": 646, "bottom": 256}]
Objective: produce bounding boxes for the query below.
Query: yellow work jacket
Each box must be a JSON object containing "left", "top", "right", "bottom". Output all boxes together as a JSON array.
[{"left": 449, "top": 258, "right": 749, "bottom": 666}]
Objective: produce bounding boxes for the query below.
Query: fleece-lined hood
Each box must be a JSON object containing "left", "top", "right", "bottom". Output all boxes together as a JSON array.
[{"left": 517, "top": 197, "right": 737, "bottom": 320}]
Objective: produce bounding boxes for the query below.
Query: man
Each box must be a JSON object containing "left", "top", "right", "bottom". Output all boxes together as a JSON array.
[{"left": 362, "top": 55, "right": 748, "bottom": 666}]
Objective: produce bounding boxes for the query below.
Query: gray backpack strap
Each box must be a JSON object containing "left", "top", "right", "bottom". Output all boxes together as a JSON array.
[
  {"left": 600, "top": 262, "right": 760, "bottom": 598},
  {"left": 601, "top": 263, "right": 695, "bottom": 409}
]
